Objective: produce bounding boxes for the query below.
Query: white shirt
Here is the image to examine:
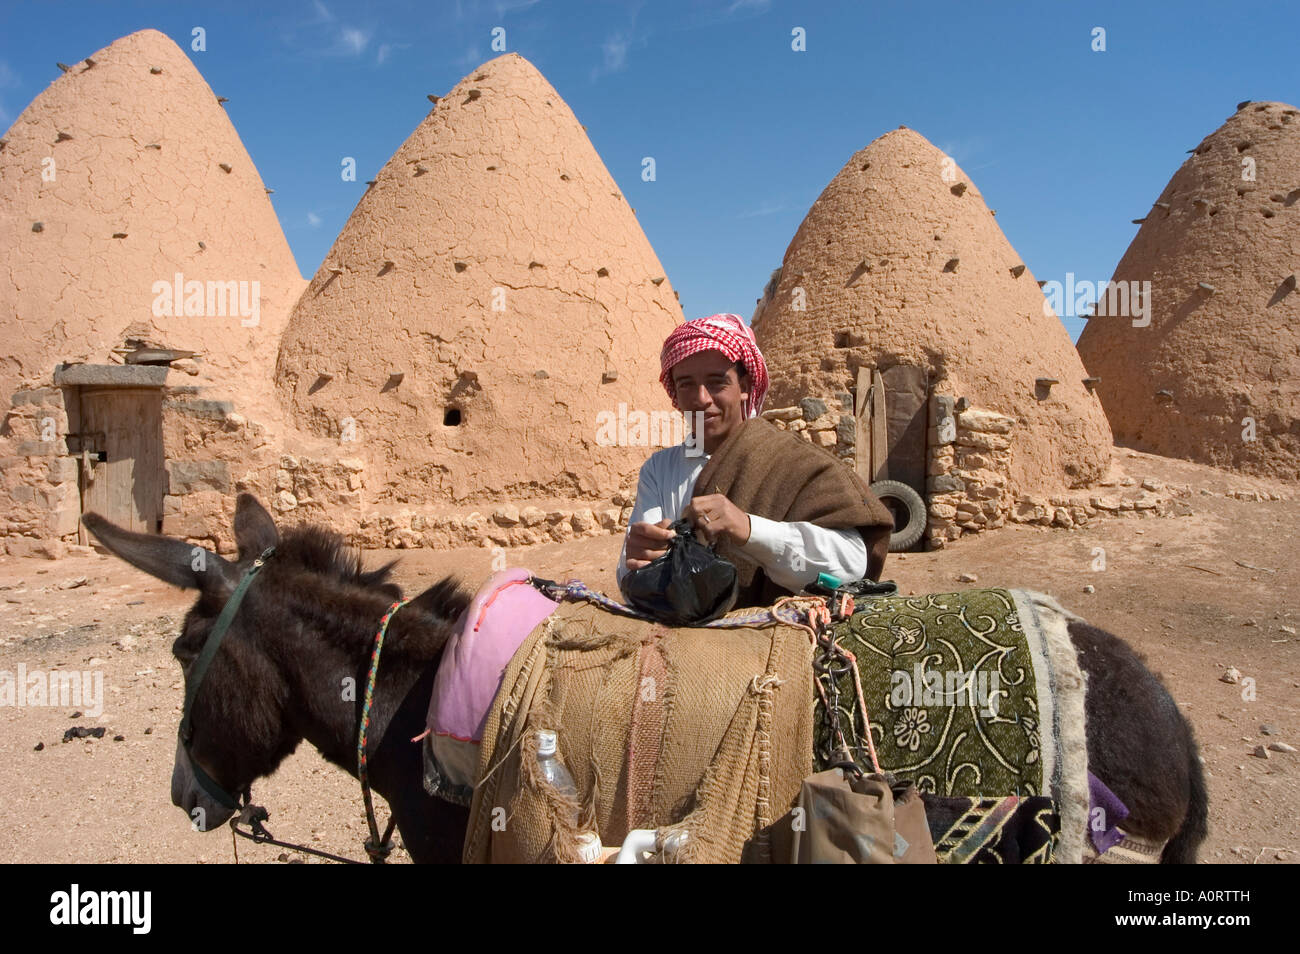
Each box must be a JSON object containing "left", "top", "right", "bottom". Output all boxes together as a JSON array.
[{"left": 615, "top": 442, "right": 868, "bottom": 594}]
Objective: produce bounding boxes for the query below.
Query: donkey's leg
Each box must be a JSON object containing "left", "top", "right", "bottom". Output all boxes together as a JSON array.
[
  {"left": 392, "top": 792, "right": 469, "bottom": 864},
  {"left": 1069, "top": 620, "right": 1208, "bottom": 863}
]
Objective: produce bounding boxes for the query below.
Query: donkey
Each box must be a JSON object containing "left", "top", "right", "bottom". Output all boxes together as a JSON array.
[{"left": 83, "top": 494, "right": 1208, "bottom": 863}]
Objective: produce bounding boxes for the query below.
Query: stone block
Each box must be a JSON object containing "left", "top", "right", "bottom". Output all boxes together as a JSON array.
[
  {"left": 761, "top": 406, "right": 802, "bottom": 422},
  {"left": 957, "top": 409, "right": 1014, "bottom": 434},
  {"left": 5, "top": 536, "right": 65, "bottom": 559},
  {"left": 813, "top": 430, "right": 836, "bottom": 447},
  {"left": 168, "top": 460, "right": 232, "bottom": 494},
  {"left": 17, "top": 441, "right": 58, "bottom": 456},
  {"left": 493, "top": 504, "right": 521, "bottom": 526},
  {"left": 836, "top": 415, "right": 856, "bottom": 444},
  {"left": 929, "top": 502, "right": 957, "bottom": 520},
  {"left": 11, "top": 387, "right": 63, "bottom": 407},
  {"left": 47, "top": 457, "right": 78, "bottom": 483},
  {"left": 928, "top": 474, "right": 963, "bottom": 494},
  {"left": 929, "top": 394, "right": 955, "bottom": 421},
  {"left": 800, "top": 397, "right": 828, "bottom": 421},
  {"left": 957, "top": 453, "right": 995, "bottom": 471},
  {"left": 46, "top": 507, "right": 80, "bottom": 537},
  {"left": 165, "top": 398, "right": 233, "bottom": 420},
  {"left": 955, "top": 431, "right": 1011, "bottom": 452},
  {"left": 571, "top": 509, "right": 596, "bottom": 533}
]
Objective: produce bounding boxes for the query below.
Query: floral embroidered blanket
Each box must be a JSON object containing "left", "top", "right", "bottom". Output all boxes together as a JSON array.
[{"left": 814, "top": 588, "right": 1090, "bottom": 863}]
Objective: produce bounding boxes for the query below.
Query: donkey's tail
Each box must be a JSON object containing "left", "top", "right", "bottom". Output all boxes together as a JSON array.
[{"left": 1161, "top": 727, "right": 1209, "bottom": 864}]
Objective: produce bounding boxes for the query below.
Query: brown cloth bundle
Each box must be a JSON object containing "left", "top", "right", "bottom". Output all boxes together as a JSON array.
[
  {"left": 463, "top": 601, "right": 816, "bottom": 863},
  {"left": 692, "top": 417, "right": 895, "bottom": 607}
]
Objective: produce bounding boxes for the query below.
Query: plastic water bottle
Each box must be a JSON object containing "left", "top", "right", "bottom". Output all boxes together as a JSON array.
[{"left": 536, "top": 728, "right": 603, "bottom": 863}]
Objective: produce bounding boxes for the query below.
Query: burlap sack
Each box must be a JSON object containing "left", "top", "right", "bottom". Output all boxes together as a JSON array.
[{"left": 464, "top": 601, "right": 816, "bottom": 863}]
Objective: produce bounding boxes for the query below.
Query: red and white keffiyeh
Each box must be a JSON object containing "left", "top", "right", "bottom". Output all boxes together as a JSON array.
[{"left": 659, "top": 313, "right": 770, "bottom": 418}]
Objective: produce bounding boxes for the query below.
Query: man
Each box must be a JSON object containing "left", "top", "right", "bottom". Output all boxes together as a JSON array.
[{"left": 617, "top": 313, "right": 894, "bottom": 609}]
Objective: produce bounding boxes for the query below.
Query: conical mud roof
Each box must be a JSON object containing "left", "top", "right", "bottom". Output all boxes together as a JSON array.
[
  {"left": 1077, "top": 101, "right": 1300, "bottom": 480},
  {"left": 275, "top": 53, "right": 682, "bottom": 506},
  {"left": 753, "top": 127, "right": 1113, "bottom": 493},
  {"left": 0, "top": 29, "right": 305, "bottom": 406}
]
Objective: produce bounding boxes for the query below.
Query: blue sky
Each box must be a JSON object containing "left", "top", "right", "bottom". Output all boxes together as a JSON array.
[{"left": 1, "top": 0, "right": 1295, "bottom": 341}]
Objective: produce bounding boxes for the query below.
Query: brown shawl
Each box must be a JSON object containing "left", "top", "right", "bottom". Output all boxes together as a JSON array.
[{"left": 692, "top": 418, "right": 895, "bottom": 608}]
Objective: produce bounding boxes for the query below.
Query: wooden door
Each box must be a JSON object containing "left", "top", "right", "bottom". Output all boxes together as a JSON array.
[
  {"left": 79, "top": 386, "right": 164, "bottom": 534},
  {"left": 855, "top": 364, "right": 928, "bottom": 492},
  {"left": 880, "top": 365, "right": 928, "bottom": 494}
]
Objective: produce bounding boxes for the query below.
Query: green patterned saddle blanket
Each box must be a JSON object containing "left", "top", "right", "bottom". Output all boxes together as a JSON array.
[{"left": 814, "top": 588, "right": 1090, "bottom": 863}]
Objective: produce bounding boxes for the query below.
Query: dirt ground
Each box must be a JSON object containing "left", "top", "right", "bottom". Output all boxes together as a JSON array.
[{"left": 1, "top": 446, "right": 1296, "bottom": 864}]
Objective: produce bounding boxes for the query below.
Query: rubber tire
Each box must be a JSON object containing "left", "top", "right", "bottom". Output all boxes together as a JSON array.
[{"left": 869, "top": 479, "right": 927, "bottom": 553}]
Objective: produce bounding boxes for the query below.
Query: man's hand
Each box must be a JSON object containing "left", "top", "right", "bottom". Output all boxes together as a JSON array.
[
  {"left": 682, "top": 494, "right": 750, "bottom": 546},
  {"left": 624, "top": 518, "right": 675, "bottom": 571}
]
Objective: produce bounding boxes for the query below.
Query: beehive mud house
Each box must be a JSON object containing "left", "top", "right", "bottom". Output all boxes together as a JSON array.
[
  {"left": 272, "top": 52, "right": 683, "bottom": 550},
  {"left": 751, "top": 127, "right": 1122, "bottom": 548},
  {"left": 0, "top": 30, "right": 304, "bottom": 555},
  {"left": 1077, "top": 101, "right": 1300, "bottom": 482}
]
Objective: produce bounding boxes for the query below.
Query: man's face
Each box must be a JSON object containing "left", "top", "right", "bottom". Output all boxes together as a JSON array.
[{"left": 670, "top": 350, "right": 750, "bottom": 453}]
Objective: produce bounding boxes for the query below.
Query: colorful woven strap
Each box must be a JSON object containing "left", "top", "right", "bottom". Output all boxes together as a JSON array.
[{"left": 357, "top": 598, "right": 408, "bottom": 861}]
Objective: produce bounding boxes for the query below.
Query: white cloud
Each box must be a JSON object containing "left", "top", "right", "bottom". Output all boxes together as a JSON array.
[
  {"left": 307, "top": 212, "right": 322, "bottom": 227},
  {"left": 603, "top": 33, "right": 629, "bottom": 72},
  {"left": 738, "top": 199, "right": 788, "bottom": 219},
  {"left": 311, "top": 0, "right": 335, "bottom": 23},
  {"left": 340, "top": 28, "right": 370, "bottom": 55}
]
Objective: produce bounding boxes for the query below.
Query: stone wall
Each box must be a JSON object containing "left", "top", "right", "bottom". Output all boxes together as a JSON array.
[
  {"left": 0, "top": 386, "right": 79, "bottom": 545},
  {"left": 761, "top": 386, "right": 1192, "bottom": 551}
]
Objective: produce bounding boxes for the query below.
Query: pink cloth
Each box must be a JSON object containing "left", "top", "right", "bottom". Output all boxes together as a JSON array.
[{"left": 427, "top": 568, "right": 559, "bottom": 745}]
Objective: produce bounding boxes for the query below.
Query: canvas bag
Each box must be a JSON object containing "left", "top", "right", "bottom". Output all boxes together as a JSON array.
[{"left": 771, "top": 768, "right": 937, "bottom": 864}]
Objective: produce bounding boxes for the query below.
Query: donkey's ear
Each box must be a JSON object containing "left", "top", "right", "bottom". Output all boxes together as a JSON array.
[
  {"left": 233, "top": 493, "right": 278, "bottom": 559},
  {"left": 82, "top": 513, "right": 237, "bottom": 598}
]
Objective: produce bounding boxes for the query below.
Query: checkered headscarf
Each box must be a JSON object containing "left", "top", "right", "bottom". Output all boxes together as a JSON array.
[{"left": 659, "top": 313, "right": 770, "bottom": 418}]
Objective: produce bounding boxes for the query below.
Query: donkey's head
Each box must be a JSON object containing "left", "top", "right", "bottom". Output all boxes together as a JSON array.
[{"left": 82, "top": 493, "right": 436, "bottom": 832}]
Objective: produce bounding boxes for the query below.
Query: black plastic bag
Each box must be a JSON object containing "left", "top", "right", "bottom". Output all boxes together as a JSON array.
[{"left": 621, "top": 519, "right": 739, "bottom": 625}]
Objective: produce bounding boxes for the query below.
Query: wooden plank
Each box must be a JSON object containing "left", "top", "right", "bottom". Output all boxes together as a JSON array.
[
  {"left": 870, "top": 370, "right": 888, "bottom": 482},
  {"left": 854, "top": 365, "right": 872, "bottom": 483}
]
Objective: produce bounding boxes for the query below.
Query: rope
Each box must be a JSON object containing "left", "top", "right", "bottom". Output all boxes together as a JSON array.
[{"left": 357, "top": 598, "right": 408, "bottom": 863}]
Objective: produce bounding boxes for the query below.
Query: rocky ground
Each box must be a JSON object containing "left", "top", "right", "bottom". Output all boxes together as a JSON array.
[{"left": 0, "top": 447, "right": 1296, "bottom": 864}]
